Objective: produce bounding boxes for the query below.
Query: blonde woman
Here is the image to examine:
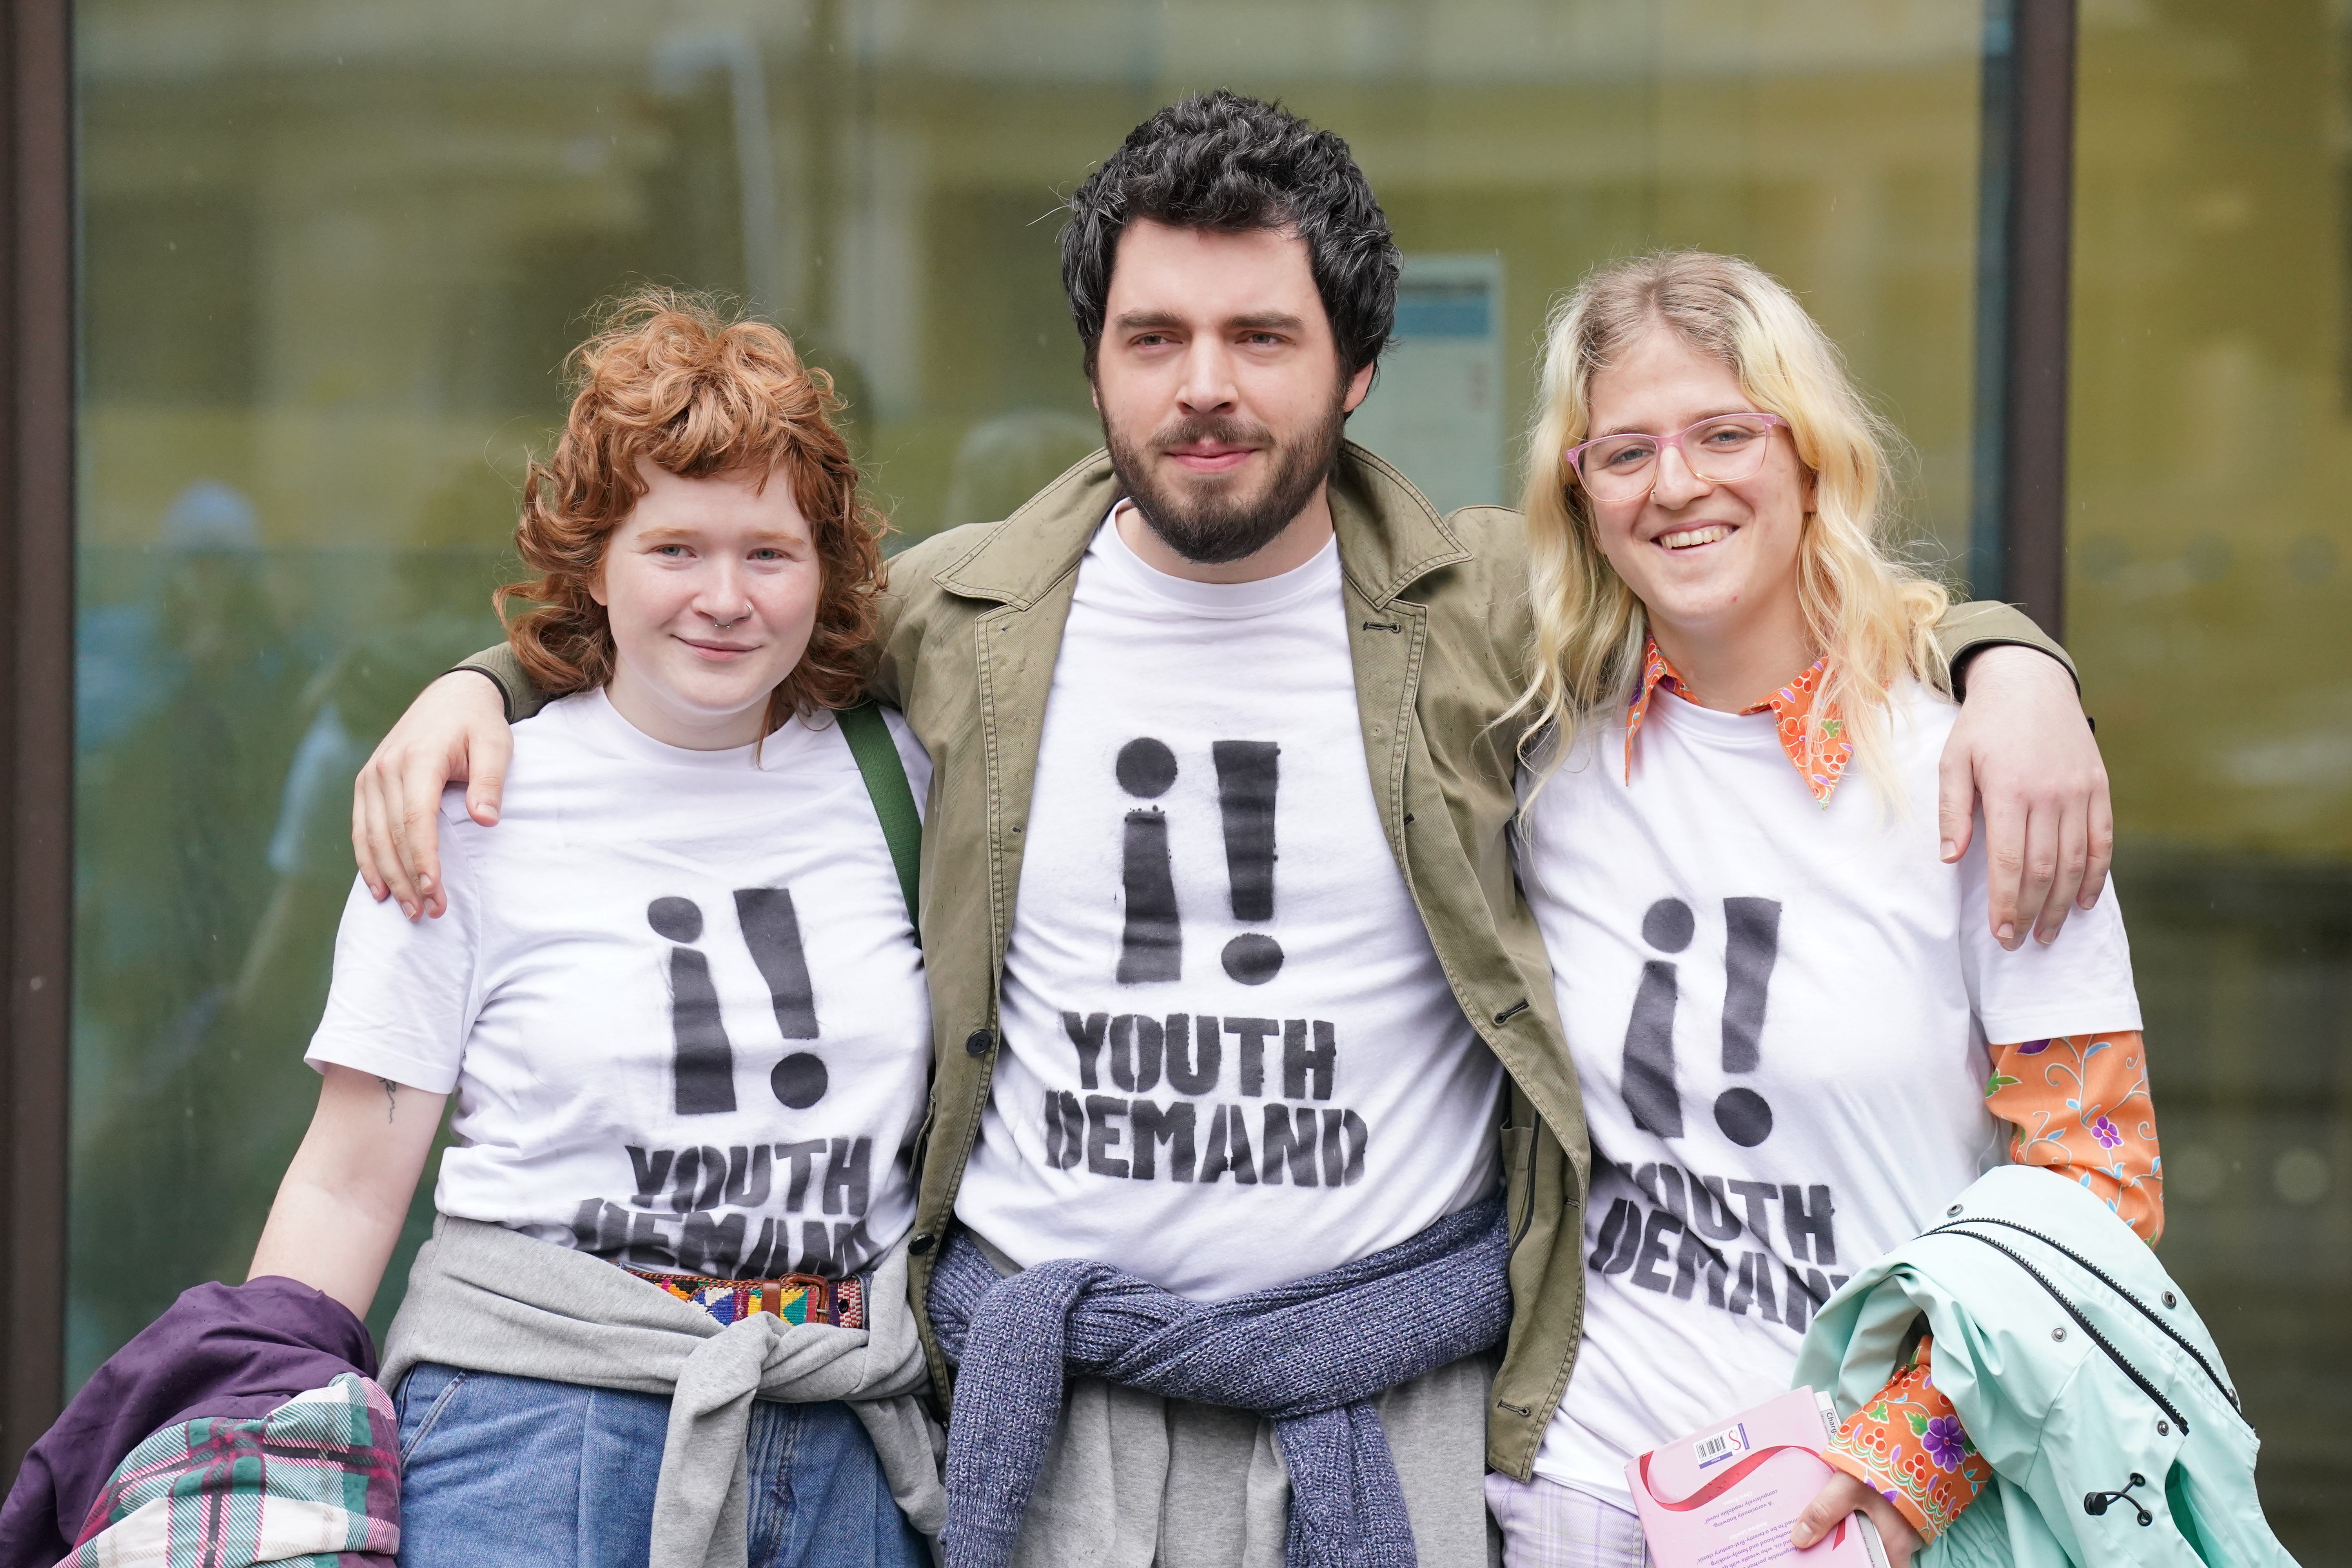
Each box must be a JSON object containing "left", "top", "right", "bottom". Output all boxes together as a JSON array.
[{"left": 1488, "top": 252, "right": 2164, "bottom": 1566}]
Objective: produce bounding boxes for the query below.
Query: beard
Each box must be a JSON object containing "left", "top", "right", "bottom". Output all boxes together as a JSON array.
[{"left": 1103, "top": 397, "right": 1348, "bottom": 566}]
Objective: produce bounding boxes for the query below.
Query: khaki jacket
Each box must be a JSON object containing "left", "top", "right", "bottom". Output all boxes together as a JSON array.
[{"left": 470, "top": 441, "right": 2064, "bottom": 1476}]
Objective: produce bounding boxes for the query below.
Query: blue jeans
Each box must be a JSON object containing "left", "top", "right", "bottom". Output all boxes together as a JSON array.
[{"left": 394, "top": 1364, "right": 927, "bottom": 1568}]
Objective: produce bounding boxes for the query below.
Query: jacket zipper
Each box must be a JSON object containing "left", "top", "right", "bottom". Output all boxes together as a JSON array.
[
  {"left": 1926, "top": 1224, "right": 2193, "bottom": 1434},
  {"left": 1930, "top": 1217, "right": 2238, "bottom": 1411}
]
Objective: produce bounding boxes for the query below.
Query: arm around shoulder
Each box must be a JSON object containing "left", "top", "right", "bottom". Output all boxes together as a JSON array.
[
  {"left": 1928, "top": 603, "right": 2108, "bottom": 946},
  {"left": 352, "top": 664, "right": 514, "bottom": 919},
  {"left": 453, "top": 642, "right": 548, "bottom": 723},
  {"left": 1930, "top": 601, "right": 2074, "bottom": 699}
]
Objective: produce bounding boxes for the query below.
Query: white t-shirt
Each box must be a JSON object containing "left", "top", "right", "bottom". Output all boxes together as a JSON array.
[
  {"left": 307, "top": 687, "right": 934, "bottom": 1280},
  {"left": 955, "top": 508, "right": 1504, "bottom": 1298},
  {"left": 1518, "top": 678, "right": 2141, "bottom": 1507}
]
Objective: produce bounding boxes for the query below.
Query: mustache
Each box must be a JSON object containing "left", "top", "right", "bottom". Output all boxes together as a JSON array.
[{"left": 1150, "top": 414, "right": 1275, "bottom": 458}]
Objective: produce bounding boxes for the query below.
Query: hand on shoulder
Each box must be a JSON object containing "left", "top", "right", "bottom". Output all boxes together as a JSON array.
[{"left": 351, "top": 668, "right": 512, "bottom": 922}]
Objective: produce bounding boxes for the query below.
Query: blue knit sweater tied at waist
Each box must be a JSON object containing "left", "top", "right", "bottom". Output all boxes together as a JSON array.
[{"left": 927, "top": 1196, "right": 1512, "bottom": 1568}]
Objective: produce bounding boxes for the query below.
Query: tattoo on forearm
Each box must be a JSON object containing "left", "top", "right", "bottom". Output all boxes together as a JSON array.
[{"left": 381, "top": 1078, "right": 397, "bottom": 1123}]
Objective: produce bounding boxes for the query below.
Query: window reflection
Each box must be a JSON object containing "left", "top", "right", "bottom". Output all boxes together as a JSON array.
[
  {"left": 69, "top": 0, "right": 2343, "bottom": 1551},
  {"left": 2070, "top": 5, "right": 2352, "bottom": 1544}
]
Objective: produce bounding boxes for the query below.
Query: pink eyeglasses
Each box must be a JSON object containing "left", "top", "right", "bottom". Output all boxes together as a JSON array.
[{"left": 1564, "top": 412, "right": 1789, "bottom": 501}]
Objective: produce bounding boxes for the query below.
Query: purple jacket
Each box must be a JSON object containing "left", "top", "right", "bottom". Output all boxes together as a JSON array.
[{"left": 0, "top": 1276, "right": 374, "bottom": 1568}]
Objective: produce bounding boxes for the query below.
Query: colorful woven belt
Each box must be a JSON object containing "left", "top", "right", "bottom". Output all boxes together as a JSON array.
[{"left": 626, "top": 1267, "right": 868, "bottom": 1330}]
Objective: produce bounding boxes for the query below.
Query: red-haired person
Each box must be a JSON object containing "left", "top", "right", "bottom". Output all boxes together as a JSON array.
[{"left": 248, "top": 293, "right": 939, "bottom": 1567}]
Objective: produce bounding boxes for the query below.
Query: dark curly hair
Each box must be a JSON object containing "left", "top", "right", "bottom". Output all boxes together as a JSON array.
[
  {"left": 1060, "top": 90, "right": 1400, "bottom": 378},
  {"left": 497, "top": 289, "right": 886, "bottom": 732}
]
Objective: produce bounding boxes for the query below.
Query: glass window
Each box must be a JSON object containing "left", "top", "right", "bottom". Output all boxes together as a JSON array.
[
  {"left": 70, "top": 0, "right": 1982, "bottom": 1361},
  {"left": 2071, "top": 1, "right": 2352, "bottom": 1544},
  {"left": 72, "top": 0, "right": 2336, "bottom": 1545}
]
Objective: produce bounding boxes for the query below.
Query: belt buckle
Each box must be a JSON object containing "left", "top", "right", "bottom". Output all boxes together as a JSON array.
[{"left": 760, "top": 1272, "right": 867, "bottom": 1328}]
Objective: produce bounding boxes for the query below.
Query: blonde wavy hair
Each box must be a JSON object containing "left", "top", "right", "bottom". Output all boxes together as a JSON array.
[{"left": 1513, "top": 250, "right": 1948, "bottom": 806}]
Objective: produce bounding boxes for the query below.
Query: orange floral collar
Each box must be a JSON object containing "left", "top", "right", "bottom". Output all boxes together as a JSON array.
[{"left": 1625, "top": 636, "right": 1853, "bottom": 806}]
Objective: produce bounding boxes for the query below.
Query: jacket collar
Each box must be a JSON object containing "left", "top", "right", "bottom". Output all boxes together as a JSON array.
[{"left": 927, "top": 440, "right": 1471, "bottom": 610}]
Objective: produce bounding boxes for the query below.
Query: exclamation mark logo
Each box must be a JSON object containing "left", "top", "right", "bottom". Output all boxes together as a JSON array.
[
  {"left": 735, "top": 887, "right": 829, "bottom": 1110},
  {"left": 1714, "top": 897, "right": 1780, "bottom": 1147},
  {"left": 1622, "top": 897, "right": 1690, "bottom": 1137},
  {"left": 1618, "top": 895, "right": 1782, "bottom": 1147},
  {"left": 1116, "top": 739, "right": 1182, "bottom": 983},
  {"left": 649, "top": 896, "right": 737, "bottom": 1115},
  {"left": 1212, "top": 740, "right": 1282, "bottom": 984}
]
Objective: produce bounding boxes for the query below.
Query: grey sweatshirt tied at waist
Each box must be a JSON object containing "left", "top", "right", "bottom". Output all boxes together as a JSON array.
[
  {"left": 926, "top": 1197, "right": 1512, "bottom": 1568},
  {"left": 383, "top": 1216, "right": 945, "bottom": 1567}
]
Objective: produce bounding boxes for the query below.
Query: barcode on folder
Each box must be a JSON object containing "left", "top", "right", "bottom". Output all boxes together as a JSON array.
[{"left": 1693, "top": 1423, "right": 1749, "bottom": 1469}]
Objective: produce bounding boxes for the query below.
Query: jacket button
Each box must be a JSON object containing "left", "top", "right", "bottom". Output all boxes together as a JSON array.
[
  {"left": 966, "top": 1028, "right": 994, "bottom": 1057},
  {"left": 2162, "top": 1290, "right": 2178, "bottom": 1308},
  {"left": 2157, "top": 1419, "right": 2171, "bottom": 1436},
  {"left": 1946, "top": 1203, "right": 1962, "bottom": 1216},
  {"left": 2051, "top": 1327, "right": 2067, "bottom": 1342},
  {"left": 908, "top": 1233, "right": 935, "bottom": 1256}
]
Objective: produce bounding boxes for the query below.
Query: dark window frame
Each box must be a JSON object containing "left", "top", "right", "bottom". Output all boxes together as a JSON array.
[
  {"left": 1971, "top": 0, "right": 2078, "bottom": 637},
  {"left": 1, "top": 0, "right": 76, "bottom": 1483}
]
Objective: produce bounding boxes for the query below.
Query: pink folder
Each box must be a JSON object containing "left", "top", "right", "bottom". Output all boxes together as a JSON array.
[{"left": 1624, "top": 1387, "right": 1892, "bottom": 1568}]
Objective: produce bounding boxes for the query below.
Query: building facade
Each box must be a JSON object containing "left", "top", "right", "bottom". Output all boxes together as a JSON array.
[{"left": 0, "top": 0, "right": 2344, "bottom": 1551}]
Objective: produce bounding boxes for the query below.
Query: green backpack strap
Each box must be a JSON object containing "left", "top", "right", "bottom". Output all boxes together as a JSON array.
[{"left": 835, "top": 702, "right": 922, "bottom": 942}]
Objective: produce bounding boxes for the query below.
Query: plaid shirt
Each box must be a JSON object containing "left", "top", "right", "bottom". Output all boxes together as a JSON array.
[{"left": 67, "top": 1373, "right": 399, "bottom": 1567}]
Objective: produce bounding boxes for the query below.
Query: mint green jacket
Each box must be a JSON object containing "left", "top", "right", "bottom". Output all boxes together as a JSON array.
[{"left": 1793, "top": 1165, "right": 2296, "bottom": 1568}]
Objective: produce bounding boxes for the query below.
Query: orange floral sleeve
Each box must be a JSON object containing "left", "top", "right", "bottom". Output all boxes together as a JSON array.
[
  {"left": 1825, "top": 1336, "right": 1992, "bottom": 1537},
  {"left": 1984, "top": 1031, "right": 2164, "bottom": 1244},
  {"left": 1823, "top": 1030, "right": 2161, "bottom": 1539}
]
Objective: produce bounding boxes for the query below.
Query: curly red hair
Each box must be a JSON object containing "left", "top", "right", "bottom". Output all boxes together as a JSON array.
[{"left": 498, "top": 289, "right": 886, "bottom": 730}]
